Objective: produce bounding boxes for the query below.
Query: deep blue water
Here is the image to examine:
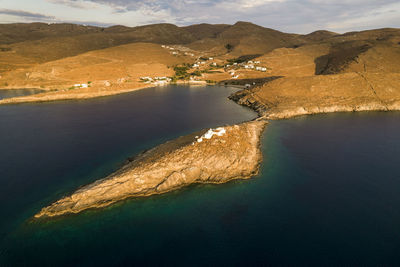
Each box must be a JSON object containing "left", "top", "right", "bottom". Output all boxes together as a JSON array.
[
  {"left": 0, "top": 85, "right": 399, "bottom": 265},
  {"left": 0, "top": 88, "right": 44, "bottom": 100}
]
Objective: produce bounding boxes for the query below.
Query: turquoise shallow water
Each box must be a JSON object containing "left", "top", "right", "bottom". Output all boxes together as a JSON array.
[{"left": 1, "top": 85, "right": 400, "bottom": 265}]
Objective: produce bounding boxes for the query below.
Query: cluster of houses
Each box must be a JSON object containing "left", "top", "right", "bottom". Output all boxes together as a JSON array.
[
  {"left": 228, "top": 70, "right": 240, "bottom": 79},
  {"left": 243, "top": 61, "right": 267, "bottom": 72},
  {"left": 192, "top": 57, "right": 217, "bottom": 68},
  {"left": 194, "top": 127, "right": 226, "bottom": 144},
  {"left": 140, "top": 76, "right": 172, "bottom": 86},
  {"left": 226, "top": 60, "right": 267, "bottom": 72},
  {"left": 161, "top": 45, "right": 180, "bottom": 56},
  {"left": 192, "top": 62, "right": 205, "bottom": 68},
  {"left": 161, "top": 45, "right": 198, "bottom": 57}
]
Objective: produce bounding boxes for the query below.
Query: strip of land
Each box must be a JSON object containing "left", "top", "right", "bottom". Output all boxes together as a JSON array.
[
  {"left": 35, "top": 120, "right": 267, "bottom": 218},
  {"left": 2, "top": 22, "right": 399, "bottom": 217}
]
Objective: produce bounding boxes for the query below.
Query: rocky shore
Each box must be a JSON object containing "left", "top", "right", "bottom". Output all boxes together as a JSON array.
[
  {"left": 35, "top": 120, "right": 267, "bottom": 218},
  {"left": 0, "top": 84, "right": 154, "bottom": 105},
  {"left": 229, "top": 73, "right": 400, "bottom": 119}
]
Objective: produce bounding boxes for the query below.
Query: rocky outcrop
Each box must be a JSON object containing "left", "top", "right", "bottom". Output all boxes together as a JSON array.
[
  {"left": 35, "top": 120, "right": 267, "bottom": 218},
  {"left": 230, "top": 72, "right": 400, "bottom": 119},
  {"left": 228, "top": 89, "right": 268, "bottom": 116}
]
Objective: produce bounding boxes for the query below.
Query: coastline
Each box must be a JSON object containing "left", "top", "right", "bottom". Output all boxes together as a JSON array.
[
  {"left": 35, "top": 119, "right": 267, "bottom": 218},
  {"left": 32, "top": 80, "right": 400, "bottom": 218},
  {"left": 0, "top": 84, "right": 156, "bottom": 105},
  {"left": 229, "top": 77, "right": 400, "bottom": 120},
  {"left": 0, "top": 80, "right": 220, "bottom": 105}
]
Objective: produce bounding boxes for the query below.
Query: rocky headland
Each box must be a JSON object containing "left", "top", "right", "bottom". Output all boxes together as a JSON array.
[
  {"left": 2, "top": 22, "right": 398, "bottom": 217},
  {"left": 230, "top": 72, "right": 400, "bottom": 119},
  {"left": 35, "top": 120, "right": 267, "bottom": 218}
]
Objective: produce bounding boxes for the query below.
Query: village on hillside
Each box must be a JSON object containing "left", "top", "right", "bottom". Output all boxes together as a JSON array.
[{"left": 138, "top": 44, "right": 270, "bottom": 88}]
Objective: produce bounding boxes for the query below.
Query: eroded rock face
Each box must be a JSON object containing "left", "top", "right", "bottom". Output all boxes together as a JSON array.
[
  {"left": 35, "top": 120, "right": 267, "bottom": 218},
  {"left": 230, "top": 72, "right": 400, "bottom": 119}
]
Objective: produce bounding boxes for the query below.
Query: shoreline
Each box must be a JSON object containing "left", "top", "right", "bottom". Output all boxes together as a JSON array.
[
  {"left": 35, "top": 119, "right": 267, "bottom": 218},
  {"left": 229, "top": 85, "right": 400, "bottom": 120},
  {"left": 0, "top": 81, "right": 222, "bottom": 105},
  {"left": 0, "top": 84, "right": 155, "bottom": 105},
  {"left": 23, "top": 82, "right": 399, "bottom": 218}
]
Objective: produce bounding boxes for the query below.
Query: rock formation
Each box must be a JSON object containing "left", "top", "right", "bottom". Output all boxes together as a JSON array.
[{"left": 35, "top": 119, "right": 267, "bottom": 218}]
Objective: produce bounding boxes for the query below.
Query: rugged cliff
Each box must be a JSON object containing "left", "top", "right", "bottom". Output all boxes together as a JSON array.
[
  {"left": 35, "top": 120, "right": 267, "bottom": 218},
  {"left": 230, "top": 72, "right": 400, "bottom": 119}
]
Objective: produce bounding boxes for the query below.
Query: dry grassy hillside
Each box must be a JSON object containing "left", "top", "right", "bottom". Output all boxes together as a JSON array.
[
  {"left": 230, "top": 28, "right": 400, "bottom": 119},
  {"left": 303, "top": 30, "right": 338, "bottom": 42},
  {"left": 0, "top": 23, "right": 196, "bottom": 69},
  {"left": 187, "top": 21, "right": 305, "bottom": 56},
  {"left": 1, "top": 42, "right": 188, "bottom": 89},
  {"left": 182, "top": 23, "right": 231, "bottom": 40},
  {"left": 1, "top": 21, "right": 400, "bottom": 108},
  {"left": 0, "top": 23, "right": 102, "bottom": 45}
]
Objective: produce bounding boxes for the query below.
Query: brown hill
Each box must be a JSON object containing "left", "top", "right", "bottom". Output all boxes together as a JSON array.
[
  {"left": 0, "top": 23, "right": 196, "bottom": 67},
  {"left": 303, "top": 30, "right": 338, "bottom": 42},
  {"left": 187, "top": 21, "right": 305, "bottom": 56},
  {"left": 182, "top": 23, "right": 231, "bottom": 40},
  {"left": 0, "top": 22, "right": 103, "bottom": 45},
  {"left": 2, "top": 42, "right": 188, "bottom": 89}
]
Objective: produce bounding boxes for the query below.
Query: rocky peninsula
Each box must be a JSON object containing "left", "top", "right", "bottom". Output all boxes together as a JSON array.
[
  {"left": 35, "top": 120, "right": 266, "bottom": 218},
  {"left": 230, "top": 73, "right": 400, "bottom": 119}
]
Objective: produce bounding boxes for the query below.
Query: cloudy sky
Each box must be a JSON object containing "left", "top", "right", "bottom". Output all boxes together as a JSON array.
[{"left": 0, "top": 0, "right": 399, "bottom": 33}]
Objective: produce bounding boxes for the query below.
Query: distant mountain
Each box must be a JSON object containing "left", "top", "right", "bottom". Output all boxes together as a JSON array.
[
  {"left": 182, "top": 23, "right": 231, "bottom": 40},
  {"left": 0, "top": 23, "right": 102, "bottom": 45},
  {"left": 303, "top": 30, "right": 338, "bottom": 42},
  {"left": 0, "top": 21, "right": 399, "bottom": 73},
  {"left": 0, "top": 23, "right": 196, "bottom": 63}
]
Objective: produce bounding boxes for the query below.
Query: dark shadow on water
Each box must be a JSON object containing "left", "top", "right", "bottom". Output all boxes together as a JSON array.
[{"left": 0, "top": 88, "right": 45, "bottom": 99}]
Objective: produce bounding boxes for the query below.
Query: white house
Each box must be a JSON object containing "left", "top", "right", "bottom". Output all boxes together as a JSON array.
[
  {"left": 261, "top": 67, "right": 267, "bottom": 72},
  {"left": 74, "top": 83, "right": 88, "bottom": 88}
]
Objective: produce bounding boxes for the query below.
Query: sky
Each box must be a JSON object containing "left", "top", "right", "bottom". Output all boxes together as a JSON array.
[{"left": 0, "top": 0, "right": 399, "bottom": 33}]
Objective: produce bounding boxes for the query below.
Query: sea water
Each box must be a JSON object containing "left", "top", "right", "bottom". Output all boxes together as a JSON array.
[{"left": 0, "top": 86, "right": 399, "bottom": 265}]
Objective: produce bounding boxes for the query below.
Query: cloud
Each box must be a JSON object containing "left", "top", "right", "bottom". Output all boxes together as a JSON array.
[
  {"left": 3, "top": 0, "right": 399, "bottom": 33},
  {"left": 0, "top": 8, "right": 56, "bottom": 20}
]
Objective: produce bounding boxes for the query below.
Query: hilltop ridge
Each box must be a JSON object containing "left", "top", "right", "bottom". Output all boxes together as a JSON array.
[{"left": 0, "top": 21, "right": 399, "bottom": 107}]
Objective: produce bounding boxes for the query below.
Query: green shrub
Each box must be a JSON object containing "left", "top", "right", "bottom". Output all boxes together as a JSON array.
[{"left": 191, "top": 70, "right": 202, "bottom": 77}]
